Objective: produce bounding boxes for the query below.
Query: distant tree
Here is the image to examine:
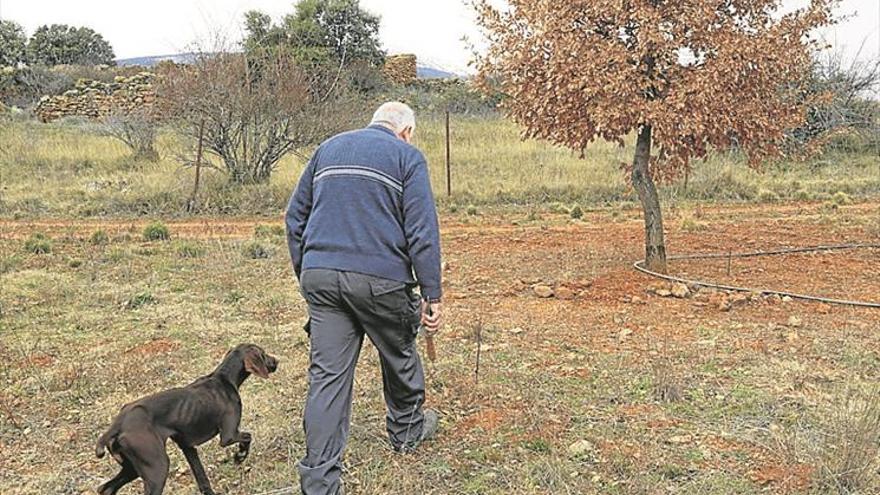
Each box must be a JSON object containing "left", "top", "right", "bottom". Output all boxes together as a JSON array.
[
  {"left": 0, "top": 21, "right": 28, "bottom": 67},
  {"left": 243, "top": 0, "right": 385, "bottom": 67},
  {"left": 27, "top": 24, "right": 115, "bottom": 66},
  {"left": 792, "top": 43, "right": 880, "bottom": 151},
  {"left": 476, "top": 0, "right": 835, "bottom": 273}
]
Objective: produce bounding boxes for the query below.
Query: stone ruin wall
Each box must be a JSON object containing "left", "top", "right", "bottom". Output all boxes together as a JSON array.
[
  {"left": 34, "top": 72, "right": 157, "bottom": 122},
  {"left": 383, "top": 54, "right": 418, "bottom": 85},
  {"left": 33, "top": 54, "right": 416, "bottom": 122}
]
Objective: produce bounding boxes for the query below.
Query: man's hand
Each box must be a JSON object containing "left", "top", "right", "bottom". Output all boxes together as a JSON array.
[{"left": 421, "top": 301, "right": 443, "bottom": 333}]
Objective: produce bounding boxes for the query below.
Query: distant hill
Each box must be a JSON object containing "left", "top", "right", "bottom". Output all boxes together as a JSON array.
[
  {"left": 116, "top": 54, "right": 199, "bottom": 67},
  {"left": 117, "top": 53, "right": 461, "bottom": 79}
]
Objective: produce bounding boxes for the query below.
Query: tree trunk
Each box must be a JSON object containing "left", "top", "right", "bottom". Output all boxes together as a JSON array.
[{"left": 631, "top": 124, "right": 667, "bottom": 273}]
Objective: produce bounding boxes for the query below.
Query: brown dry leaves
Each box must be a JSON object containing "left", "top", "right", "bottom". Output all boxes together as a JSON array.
[{"left": 475, "top": 0, "right": 837, "bottom": 181}]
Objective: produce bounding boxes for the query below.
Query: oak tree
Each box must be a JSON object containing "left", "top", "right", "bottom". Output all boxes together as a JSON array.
[{"left": 475, "top": 0, "right": 835, "bottom": 272}]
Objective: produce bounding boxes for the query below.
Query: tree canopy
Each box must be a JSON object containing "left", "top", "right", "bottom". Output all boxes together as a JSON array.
[
  {"left": 243, "top": 0, "right": 385, "bottom": 67},
  {"left": 27, "top": 24, "right": 115, "bottom": 66},
  {"left": 0, "top": 21, "right": 28, "bottom": 67}
]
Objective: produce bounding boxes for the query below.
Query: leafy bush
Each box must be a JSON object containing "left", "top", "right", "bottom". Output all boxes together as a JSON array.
[
  {"left": 142, "top": 222, "right": 170, "bottom": 241},
  {"left": 24, "top": 233, "right": 52, "bottom": 254},
  {"left": 466, "top": 205, "right": 479, "bottom": 216},
  {"left": 569, "top": 204, "right": 584, "bottom": 219}
]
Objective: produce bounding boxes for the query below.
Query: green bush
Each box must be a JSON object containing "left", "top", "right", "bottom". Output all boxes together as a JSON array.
[
  {"left": 90, "top": 229, "right": 109, "bottom": 245},
  {"left": 142, "top": 222, "right": 170, "bottom": 241},
  {"left": 466, "top": 205, "right": 479, "bottom": 216},
  {"left": 24, "top": 233, "right": 52, "bottom": 254},
  {"left": 176, "top": 241, "right": 205, "bottom": 258},
  {"left": 569, "top": 204, "right": 584, "bottom": 219},
  {"left": 243, "top": 241, "right": 271, "bottom": 259}
]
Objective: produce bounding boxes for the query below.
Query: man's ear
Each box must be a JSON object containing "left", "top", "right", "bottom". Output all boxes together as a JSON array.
[{"left": 244, "top": 351, "right": 270, "bottom": 379}]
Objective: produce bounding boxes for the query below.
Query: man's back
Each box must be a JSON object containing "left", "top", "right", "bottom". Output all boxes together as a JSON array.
[{"left": 286, "top": 124, "right": 442, "bottom": 301}]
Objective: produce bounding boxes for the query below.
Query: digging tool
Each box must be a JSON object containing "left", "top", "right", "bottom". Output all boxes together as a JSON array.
[{"left": 422, "top": 298, "right": 437, "bottom": 362}]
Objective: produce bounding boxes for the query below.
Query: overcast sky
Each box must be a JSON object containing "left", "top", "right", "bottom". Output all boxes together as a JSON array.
[{"left": 1, "top": 0, "right": 877, "bottom": 73}]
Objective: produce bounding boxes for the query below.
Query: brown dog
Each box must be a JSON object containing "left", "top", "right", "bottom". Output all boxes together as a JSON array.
[{"left": 95, "top": 343, "right": 278, "bottom": 495}]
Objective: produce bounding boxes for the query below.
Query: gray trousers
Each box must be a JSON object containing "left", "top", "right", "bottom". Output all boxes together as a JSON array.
[{"left": 297, "top": 269, "right": 427, "bottom": 495}]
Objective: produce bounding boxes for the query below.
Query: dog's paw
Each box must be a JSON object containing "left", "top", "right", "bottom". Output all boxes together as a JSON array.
[{"left": 233, "top": 444, "right": 250, "bottom": 464}]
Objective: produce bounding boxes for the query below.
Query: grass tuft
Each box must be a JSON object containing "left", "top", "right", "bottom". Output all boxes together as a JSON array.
[
  {"left": 569, "top": 204, "right": 584, "bottom": 219},
  {"left": 243, "top": 241, "right": 272, "bottom": 259},
  {"left": 24, "top": 233, "right": 52, "bottom": 254},
  {"left": 125, "top": 291, "right": 157, "bottom": 310},
  {"left": 90, "top": 230, "right": 110, "bottom": 245},
  {"left": 142, "top": 222, "right": 170, "bottom": 241}
]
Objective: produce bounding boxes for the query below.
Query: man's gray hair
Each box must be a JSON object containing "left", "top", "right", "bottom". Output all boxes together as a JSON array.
[{"left": 370, "top": 102, "right": 416, "bottom": 133}]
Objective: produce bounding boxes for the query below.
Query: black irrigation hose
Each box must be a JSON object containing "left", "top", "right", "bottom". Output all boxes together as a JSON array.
[{"left": 634, "top": 243, "right": 880, "bottom": 309}]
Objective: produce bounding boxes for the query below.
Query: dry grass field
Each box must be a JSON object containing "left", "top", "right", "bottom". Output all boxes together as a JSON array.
[
  {"left": 2, "top": 201, "right": 879, "bottom": 494},
  {"left": 1, "top": 116, "right": 878, "bottom": 218}
]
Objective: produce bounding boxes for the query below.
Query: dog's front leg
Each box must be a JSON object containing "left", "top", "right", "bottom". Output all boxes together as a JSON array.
[{"left": 219, "top": 412, "right": 252, "bottom": 464}]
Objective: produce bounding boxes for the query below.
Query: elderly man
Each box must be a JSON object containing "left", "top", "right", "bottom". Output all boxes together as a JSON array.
[{"left": 285, "top": 102, "right": 443, "bottom": 495}]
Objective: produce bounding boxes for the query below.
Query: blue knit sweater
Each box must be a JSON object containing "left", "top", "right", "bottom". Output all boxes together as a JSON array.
[{"left": 285, "top": 125, "right": 443, "bottom": 301}]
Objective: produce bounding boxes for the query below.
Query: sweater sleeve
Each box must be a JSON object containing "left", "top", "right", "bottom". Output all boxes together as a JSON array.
[
  {"left": 402, "top": 157, "right": 442, "bottom": 301},
  {"left": 285, "top": 156, "right": 317, "bottom": 279}
]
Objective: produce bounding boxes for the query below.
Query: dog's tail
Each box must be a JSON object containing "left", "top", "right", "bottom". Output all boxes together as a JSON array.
[{"left": 95, "top": 417, "right": 123, "bottom": 459}]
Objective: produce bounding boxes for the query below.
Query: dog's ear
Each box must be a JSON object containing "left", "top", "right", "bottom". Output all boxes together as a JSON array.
[{"left": 244, "top": 349, "right": 270, "bottom": 379}]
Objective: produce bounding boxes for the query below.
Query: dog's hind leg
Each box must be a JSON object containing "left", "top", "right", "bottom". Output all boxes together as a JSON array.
[
  {"left": 176, "top": 441, "right": 216, "bottom": 495},
  {"left": 97, "top": 457, "right": 138, "bottom": 495},
  {"left": 117, "top": 431, "right": 169, "bottom": 495}
]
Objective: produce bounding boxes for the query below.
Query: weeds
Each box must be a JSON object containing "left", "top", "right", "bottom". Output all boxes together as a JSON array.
[
  {"left": 569, "top": 204, "right": 584, "bottom": 219},
  {"left": 176, "top": 241, "right": 205, "bottom": 258},
  {"left": 255, "top": 224, "right": 286, "bottom": 238},
  {"left": 815, "top": 387, "right": 880, "bottom": 493}
]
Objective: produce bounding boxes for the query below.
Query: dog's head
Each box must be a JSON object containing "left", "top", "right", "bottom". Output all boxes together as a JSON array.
[{"left": 232, "top": 343, "right": 278, "bottom": 379}]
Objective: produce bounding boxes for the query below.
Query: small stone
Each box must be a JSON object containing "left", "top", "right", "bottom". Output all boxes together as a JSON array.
[
  {"left": 787, "top": 316, "right": 803, "bottom": 328},
  {"left": 667, "top": 434, "right": 692, "bottom": 445},
  {"left": 555, "top": 286, "right": 576, "bottom": 300},
  {"left": 671, "top": 283, "right": 690, "bottom": 298},
  {"left": 618, "top": 328, "right": 634, "bottom": 340},
  {"left": 782, "top": 296, "right": 793, "bottom": 303},
  {"left": 509, "top": 327, "right": 524, "bottom": 335},
  {"left": 655, "top": 289, "right": 673, "bottom": 298},
  {"left": 534, "top": 285, "right": 554, "bottom": 298},
  {"left": 568, "top": 439, "right": 595, "bottom": 456},
  {"left": 630, "top": 296, "right": 645, "bottom": 305}
]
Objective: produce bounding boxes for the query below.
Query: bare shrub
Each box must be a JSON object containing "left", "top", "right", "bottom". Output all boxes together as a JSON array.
[
  {"left": 99, "top": 109, "right": 159, "bottom": 162},
  {"left": 158, "top": 49, "right": 364, "bottom": 184}
]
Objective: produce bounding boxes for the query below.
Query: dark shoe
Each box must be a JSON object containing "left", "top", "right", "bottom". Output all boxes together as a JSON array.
[{"left": 394, "top": 409, "right": 439, "bottom": 453}]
